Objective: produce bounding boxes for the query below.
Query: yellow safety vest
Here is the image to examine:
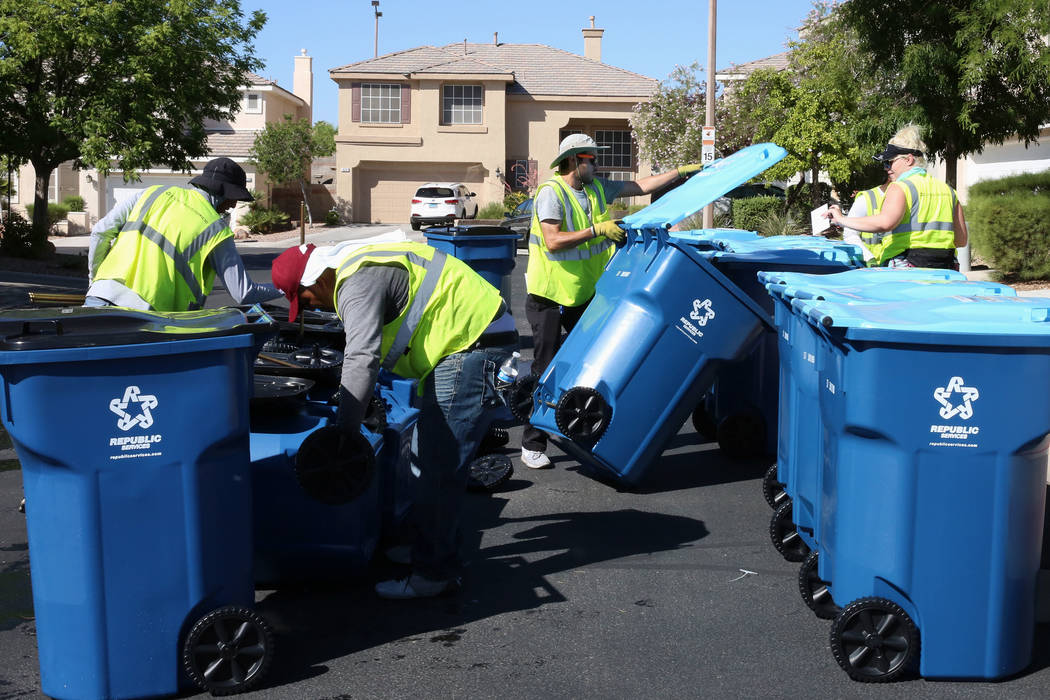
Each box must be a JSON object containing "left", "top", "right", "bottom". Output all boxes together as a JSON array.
[
  {"left": 876, "top": 171, "right": 957, "bottom": 265},
  {"left": 93, "top": 186, "right": 234, "bottom": 311},
  {"left": 526, "top": 175, "right": 615, "bottom": 306},
  {"left": 334, "top": 242, "right": 502, "bottom": 380},
  {"left": 858, "top": 186, "right": 886, "bottom": 265}
]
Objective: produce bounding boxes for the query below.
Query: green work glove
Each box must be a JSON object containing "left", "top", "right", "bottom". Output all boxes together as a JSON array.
[
  {"left": 677, "top": 163, "right": 703, "bottom": 179},
  {"left": 592, "top": 220, "right": 626, "bottom": 244}
]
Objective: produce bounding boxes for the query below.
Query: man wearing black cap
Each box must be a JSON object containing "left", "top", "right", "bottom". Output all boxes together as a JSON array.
[{"left": 86, "top": 157, "right": 281, "bottom": 311}]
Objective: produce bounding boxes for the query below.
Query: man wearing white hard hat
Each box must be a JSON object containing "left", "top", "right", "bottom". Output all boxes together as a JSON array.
[{"left": 520, "top": 133, "right": 703, "bottom": 469}]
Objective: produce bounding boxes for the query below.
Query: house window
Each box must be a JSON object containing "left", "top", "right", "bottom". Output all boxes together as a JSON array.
[
  {"left": 595, "top": 130, "right": 632, "bottom": 170},
  {"left": 361, "top": 83, "right": 402, "bottom": 123},
  {"left": 4, "top": 165, "right": 16, "bottom": 204},
  {"left": 48, "top": 171, "right": 58, "bottom": 203},
  {"left": 245, "top": 93, "right": 263, "bottom": 114},
  {"left": 442, "top": 85, "right": 482, "bottom": 125}
]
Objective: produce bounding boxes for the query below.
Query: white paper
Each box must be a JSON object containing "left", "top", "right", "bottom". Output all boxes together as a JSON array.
[{"left": 810, "top": 204, "right": 829, "bottom": 235}]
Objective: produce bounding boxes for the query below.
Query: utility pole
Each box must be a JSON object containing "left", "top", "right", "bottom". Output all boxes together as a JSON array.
[
  {"left": 371, "top": 1, "right": 382, "bottom": 58},
  {"left": 702, "top": 0, "right": 717, "bottom": 229}
]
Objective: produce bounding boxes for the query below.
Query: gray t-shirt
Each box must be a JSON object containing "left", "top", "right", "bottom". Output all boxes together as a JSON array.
[{"left": 534, "top": 176, "right": 627, "bottom": 230}]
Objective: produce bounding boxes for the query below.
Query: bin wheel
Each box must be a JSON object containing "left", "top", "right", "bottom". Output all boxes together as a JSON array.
[
  {"left": 182, "top": 606, "right": 273, "bottom": 696},
  {"left": 295, "top": 426, "right": 376, "bottom": 505},
  {"left": 507, "top": 373, "right": 540, "bottom": 423},
  {"left": 555, "top": 386, "right": 611, "bottom": 446},
  {"left": 830, "top": 597, "right": 919, "bottom": 682},
  {"left": 260, "top": 339, "right": 299, "bottom": 354},
  {"left": 770, "top": 500, "right": 810, "bottom": 562},
  {"left": 478, "top": 426, "right": 510, "bottom": 455},
  {"left": 716, "top": 412, "right": 766, "bottom": 459},
  {"left": 690, "top": 402, "right": 717, "bottom": 440},
  {"left": 762, "top": 463, "right": 789, "bottom": 510},
  {"left": 467, "top": 453, "right": 514, "bottom": 492},
  {"left": 362, "top": 395, "right": 388, "bottom": 434},
  {"left": 799, "top": 551, "right": 840, "bottom": 620}
]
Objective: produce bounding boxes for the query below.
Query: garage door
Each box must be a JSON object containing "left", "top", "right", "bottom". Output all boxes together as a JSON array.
[
  {"left": 356, "top": 164, "right": 484, "bottom": 223},
  {"left": 105, "top": 174, "right": 193, "bottom": 212},
  {"left": 965, "top": 139, "right": 1050, "bottom": 189}
]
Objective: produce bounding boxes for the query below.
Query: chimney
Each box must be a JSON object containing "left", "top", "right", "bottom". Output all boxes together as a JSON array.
[
  {"left": 293, "top": 48, "right": 313, "bottom": 123},
  {"left": 582, "top": 16, "right": 604, "bottom": 62},
  {"left": 494, "top": 31, "right": 499, "bottom": 46}
]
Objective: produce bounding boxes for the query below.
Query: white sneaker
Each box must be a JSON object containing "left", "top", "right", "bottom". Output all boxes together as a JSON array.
[
  {"left": 375, "top": 573, "right": 460, "bottom": 599},
  {"left": 520, "top": 448, "right": 552, "bottom": 469}
]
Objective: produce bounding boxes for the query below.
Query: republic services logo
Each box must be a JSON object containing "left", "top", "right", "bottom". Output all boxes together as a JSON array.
[
  {"left": 933, "top": 376, "right": 979, "bottom": 420},
  {"left": 689, "top": 298, "right": 716, "bottom": 326},
  {"left": 109, "top": 386, "right": 158, "bottom": 431}
]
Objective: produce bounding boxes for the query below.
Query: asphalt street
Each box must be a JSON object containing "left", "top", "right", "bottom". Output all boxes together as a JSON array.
[{"left": 1, "top": 228, "right": 1050, "bottom": 698}]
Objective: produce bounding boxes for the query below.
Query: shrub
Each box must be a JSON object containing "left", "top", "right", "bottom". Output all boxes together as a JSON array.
[
  {"left": 756, "top": 210, "right": 809, "bottom": 237},
  {"left": 26, "top": 202, "right": 70, "bottom": 229},
  {"left": 673, "top": 209, "right": 733, "bottom": 231},
  {"left": 0, "top": 212, "right": 39, "bottom": 257},
  {"left": 967, "top": 170, "right": 1050, "bottom": 281},
  {"left": 238, "top": 206, "right": 290, "bottom": 234},
  {"left": 62, "top": 195, "right": 85, "bottom": 212},
  {"left": 477, "top": 201, "right": 505, "bottom": 219},
  {"left": 732, "top": 196, "right": 782, "bottom": 233},
  {"left": 324, "top": 209, "right": 340, "bottom": 226},
  {"left": 783, "top": 181, "right": 833, "bottom": 221},
  {"left": 503, "top": 191, "right": 528, "bottom": 211}
]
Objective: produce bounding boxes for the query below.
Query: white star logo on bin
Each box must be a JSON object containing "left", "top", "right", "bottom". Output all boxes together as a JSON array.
[
  {"left": 690, "top": 298, "right": 716, "bottom": 326},
  {"left": 933, "top": 376, "right": 979, "bottom": 420},
  {"left": 109, "top": 386, "right": 159, "bottom": 431}
]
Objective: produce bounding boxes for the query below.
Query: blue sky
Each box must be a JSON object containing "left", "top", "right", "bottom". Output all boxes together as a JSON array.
[{"left": 245, "top": 0, "right": 819, "bottom": 126}]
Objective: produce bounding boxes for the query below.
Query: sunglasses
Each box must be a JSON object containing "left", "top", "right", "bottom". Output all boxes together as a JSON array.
[
  {"left": 576, "top": 153, "right": 596, "bottom": 162},
  {"left": 881, "top": 155, "right": 907, "bottom": 169}
]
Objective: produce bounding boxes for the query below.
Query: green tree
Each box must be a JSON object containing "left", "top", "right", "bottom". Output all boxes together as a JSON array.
[
  {"left": 839, "top": 0, "right": 1050, "bottom": 188},
  {"left": 0, "top": 0, "right": 266, "bottom": 253},
  {"left": 249, "top": 117, "right": 336, "bottom": 225}
]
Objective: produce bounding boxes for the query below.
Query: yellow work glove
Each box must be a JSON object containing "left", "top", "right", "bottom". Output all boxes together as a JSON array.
[
  {"left": 677, "top": 163, "right": 703, "bottom": 179},
  {"left": 592, "top": 220, "right": 626, "bottom": 244}
]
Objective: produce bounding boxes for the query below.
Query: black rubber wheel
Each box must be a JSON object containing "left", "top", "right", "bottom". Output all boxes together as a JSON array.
[
  {"left": 411, "top": 221, "right": 421, "bottom": 231},
  {"left": 290, "top": 344, "right": 342, "bottom": 370},
  {"left": 770, "top": 500, "right": 810, "bottom": 562},
  {"left": 182, "top": 606, "right": 273, "bottom": 696},
  {"left": 362, "top": 395, "right": 388, "bottom": 434},
  {"left": 295, "top": 427, "right": 376, "bottom": 505},
  {"left": 762, "top": 462, "right": 789, "bottom": 510},
  {"left": 260, "top": 339, "right": 299, "bottom": 354},
  {"left": 507, "top": 373, "right": 540, "bottom": 422},
  {"left": 830, "top": 597, "right": 919, "bottom": 682},
  {"left": 477, "top": 426, "right": 510, "bottom": 454},
  {"left": 555, "top": 386, "right": 611, "bottom": 445},
  {"left": 799, "top": 550, "right": 840, "bottom": 620},
  {"left": 716, "top": 412, "right": 766, "bottom": 459},
  {"left": 466, "top": 453, "right": 514, "bottom": 492},
  {"left": 691, "top": 402, "right": 717, "bottom": 440}
]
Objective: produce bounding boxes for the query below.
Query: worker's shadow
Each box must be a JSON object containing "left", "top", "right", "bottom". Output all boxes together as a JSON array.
[{"left": 255, "top": 497, "right": 707, "bottom": 688}]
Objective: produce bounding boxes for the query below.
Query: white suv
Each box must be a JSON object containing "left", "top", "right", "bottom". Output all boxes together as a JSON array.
[{"left": 410, "top": 182, "right": 478, "bottom": 230}]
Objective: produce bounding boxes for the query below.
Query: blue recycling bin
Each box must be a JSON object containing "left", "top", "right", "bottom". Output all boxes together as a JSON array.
[
  {"left": 666, "top": 227, "right": 760, "bottom": 250},
  {"left": 424, "top": 225, "right": 519, "bottom": 309},
  {"left": 525, "top": 142, "right": 789, "bottom": 484},
  {"left": 375, "top": 371, "right": 421, "bottom": 537},
  {"left": 796, "top": 295, "right": 1050, "bottom": 680},
  {"left": 0, "top": 307, "right": 275, "bottom": 699},
  {"left": 700, "top": 240, "right": 863, "bottom": 457},
  {"left": 249, "top": 401, "right": 383, "bottom": 584},
  {"left": 758, "top": 270, "right": 1014, "bottom": 566}
]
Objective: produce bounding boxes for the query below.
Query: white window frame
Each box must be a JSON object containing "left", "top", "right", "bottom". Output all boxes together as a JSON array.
[
  {"left": 48, "top": 170, "right": 59, "bottom": 203},
  {"left": 5, "top": 166, "right": 17, "bottom": 204},
  {"left": 361, "top": 83, "right": 402, "bottom": 124},
  {"left": 244, "top": 93, "right": 263, "bottom": 114},
  {"left": 595, "top": 130, "right": 633, "bottom": 170},
  {"left": 442, "top": 84, "right": 482, "bottom": 125}
]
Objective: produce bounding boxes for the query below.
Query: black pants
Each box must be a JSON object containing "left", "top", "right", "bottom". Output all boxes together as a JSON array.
[{"left": 522, "top": 293, "right": 592, "bottom": 452}]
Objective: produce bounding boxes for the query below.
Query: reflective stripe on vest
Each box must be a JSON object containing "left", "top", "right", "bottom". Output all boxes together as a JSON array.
[
  {"left": 93, "top": 186, "right": 233, "bottom": 311},
  {"left": 859, "top": 187, "right": 887, "bottom": 246},
  {"left": 334, "top": 242, "right": 502, "bottom": 380},
  {"left": 876, "top": 173, "right": 957, "bottom": 264},
  {"left": 525, "top": 175, "right": 615, "bottom": 306}
]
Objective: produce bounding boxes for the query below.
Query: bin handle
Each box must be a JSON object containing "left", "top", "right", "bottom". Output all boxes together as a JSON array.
[
  {"left": 790, "top": 298, "right": 834, "bottom": 327},
  {"left": 16, "top": 320, "right": 63, "bottom": 338}
]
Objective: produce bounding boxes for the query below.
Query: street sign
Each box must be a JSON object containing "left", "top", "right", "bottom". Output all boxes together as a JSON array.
[{"left": 701, "top": 126, "right": 716, "bottom": 164}]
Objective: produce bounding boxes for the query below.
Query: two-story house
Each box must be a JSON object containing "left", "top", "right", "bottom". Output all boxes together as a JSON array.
[
  {"left": 7, "top": 51, "right": 314, "bottom": 231},
  {"left": 330, "top": 20, "right": 658, "bottom": 224}
]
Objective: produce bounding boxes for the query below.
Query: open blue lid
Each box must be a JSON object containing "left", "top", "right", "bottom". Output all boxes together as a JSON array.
[
  {"left": 793, "top": 295, "right": 1050, "bottom": 346},
  {"left": 623, "top": 143, "right": 787, "bottom": 229}
]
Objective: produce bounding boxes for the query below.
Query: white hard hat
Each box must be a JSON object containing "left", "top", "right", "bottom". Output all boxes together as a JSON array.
[{"left": 551, "top": 133, "right": 608, "bottom": 168}]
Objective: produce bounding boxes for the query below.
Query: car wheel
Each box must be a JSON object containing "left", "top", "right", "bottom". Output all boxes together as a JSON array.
[{"left": 411, "top": 221, "right": 421, "bottom": 231}]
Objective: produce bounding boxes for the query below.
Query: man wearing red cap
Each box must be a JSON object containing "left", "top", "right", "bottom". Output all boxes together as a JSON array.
[{"left": 271, "top": 240, "right": 518, "bottom": 599}]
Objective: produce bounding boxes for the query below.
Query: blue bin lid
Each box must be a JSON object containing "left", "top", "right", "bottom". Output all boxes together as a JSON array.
[
  {"left": 794, "top": 295, "right": 1050, "bottom": 346},
  {"left": 423, "top": 225, "right": 519, "bottom": 242},
  {"left": 624, "top": 143, "right": 787, "bottom": 229},
  {"left": 710, "top": 245, "right": 860, "bottom": 269},
  {"left": 763, "top": 272, "right": 1010, "bottom": 303},
  {"left": 0, "top": 307, "right": 273, "bottom": 351},
  {"left": 758, "top": 266, "right": 965, "bottom": 290},
  {"left": 718, "top": 234, "right": 863, "bottom": 259},
  {"left": 667, "top": 228, "right": 761, "bottom": 247}
]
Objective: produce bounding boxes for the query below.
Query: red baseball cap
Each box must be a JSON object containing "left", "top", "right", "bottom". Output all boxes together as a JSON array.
[{"left": 270, "top": 244, "right": 316, "bottom": 321}]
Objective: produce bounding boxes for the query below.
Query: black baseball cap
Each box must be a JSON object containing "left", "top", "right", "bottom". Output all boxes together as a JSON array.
[
  {"left": 189, "top": 157, "right": 254, "bottom": 202},
  {"left": 873, "top": 143, "right": 924, "bottom": 162}
]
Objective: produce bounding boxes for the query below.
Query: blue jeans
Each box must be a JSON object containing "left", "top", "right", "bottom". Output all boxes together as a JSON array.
[{"left": 411, "top": 345, "right": 513, "bottom": 581}]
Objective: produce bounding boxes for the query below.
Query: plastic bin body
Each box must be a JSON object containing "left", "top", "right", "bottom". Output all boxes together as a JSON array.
[
  {"left": 704, "top": 243, "right": 862, "bottom": 455},
  {"left": 803, "top": 296, "right": 1050, "bottom": 678},
  {"left": 375, "top": 372, "right": 420, "bottom": 536},
  {"left": 762, "top": 271, "right": 1011, "bottom": 550},
  {"left": 528, "top": 234, "right": 772, "bottom": 483},
  {"left": 667, "top": 228, "right": 760, "bottom": 250},
  {"left": 424, "top": 226, "right": 519, "bottom": 308},
  {"left": 249, "top": 403, "right": 383, "bottom": 584},
  {"left": 0, "top": 308, "right": 266, "bottom": 700}
]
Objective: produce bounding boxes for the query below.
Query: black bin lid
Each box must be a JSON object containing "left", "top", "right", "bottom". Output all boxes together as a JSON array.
[
  {"left": 425, "top": 225, "right": 513, "bottom": 236},
  {"left": 0, "top": 307, "right": 276, "bottom": 351}
]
